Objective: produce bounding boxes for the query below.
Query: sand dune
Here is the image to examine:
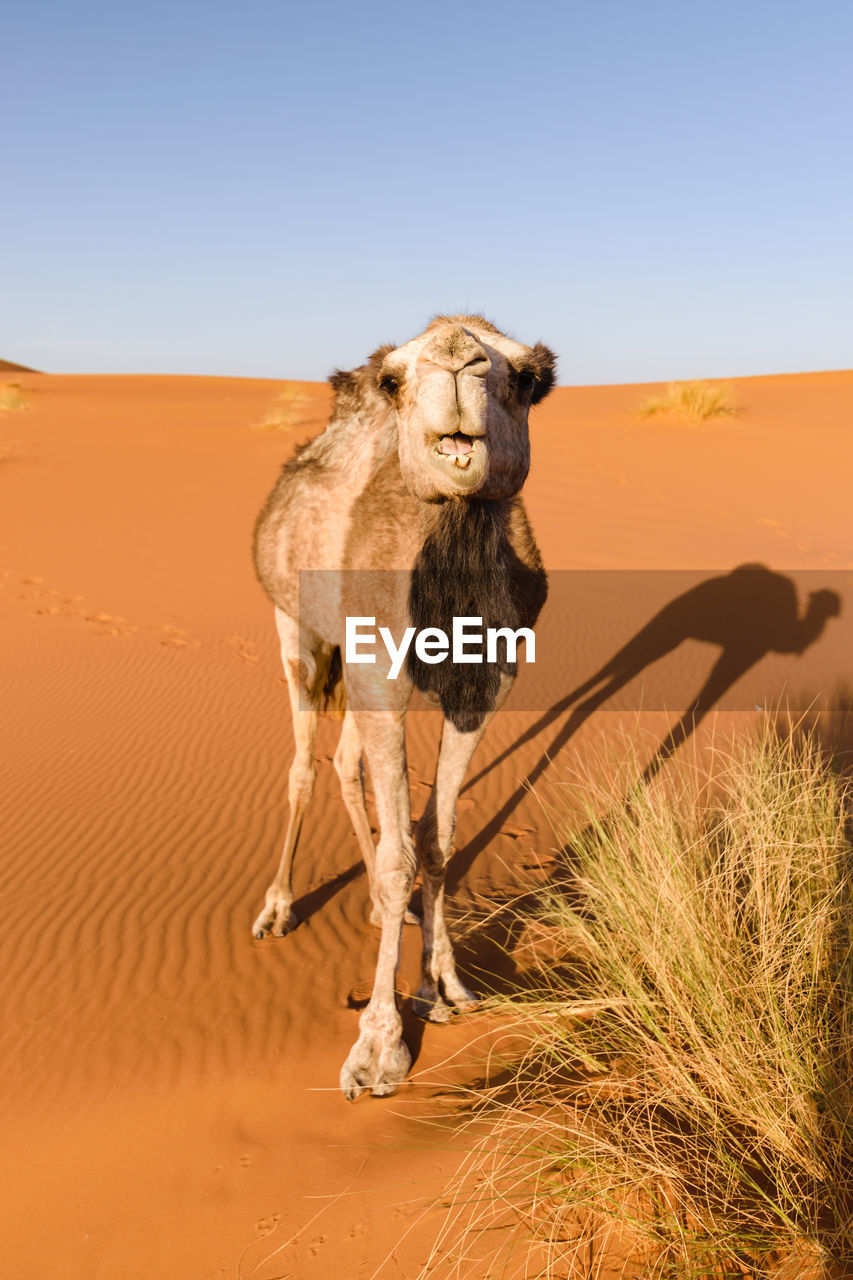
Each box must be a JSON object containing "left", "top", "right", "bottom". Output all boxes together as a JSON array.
[
  {"left": 0, "top": 357, "right": 38, "bottom": 372},
  {"left": 1, "top": 368, "right": 851, "bottom": 1277}
]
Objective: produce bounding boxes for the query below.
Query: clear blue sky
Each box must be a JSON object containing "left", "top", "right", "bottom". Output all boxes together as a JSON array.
[{"left": 3, "top": 0, "right": 851, "bottom": 384}]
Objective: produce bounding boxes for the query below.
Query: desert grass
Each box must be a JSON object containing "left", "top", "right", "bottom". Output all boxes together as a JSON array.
[
  {"left": 252, "top": 383, "right": 317, "bottom": 432},
  {"left": 0, "top": 381, "right": 30, "bottom": 414},
  {"left": 428, "top": 723, "right": 853, "bottom": 1278},
  {"left": 637, "top": 380, "right": 739, "bottom": 423}
]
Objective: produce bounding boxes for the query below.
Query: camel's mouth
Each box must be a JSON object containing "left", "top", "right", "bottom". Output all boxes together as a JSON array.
[{"left": 435, "top": 432, "right": 484, "bottom": 470}]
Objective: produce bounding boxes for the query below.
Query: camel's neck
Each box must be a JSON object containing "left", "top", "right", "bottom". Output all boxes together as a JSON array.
[{"left": 326, "top": 400, "right": 398, "bottom": 486}]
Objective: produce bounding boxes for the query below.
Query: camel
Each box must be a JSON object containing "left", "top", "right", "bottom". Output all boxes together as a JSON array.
[{"left": 252, "top": 314, "right": 556, "bottom": 1099}]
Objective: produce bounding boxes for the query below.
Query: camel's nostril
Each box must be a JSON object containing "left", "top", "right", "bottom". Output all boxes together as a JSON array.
[
  {"left": 457, "top": 355, "right": 491, "bottom": 378},
  {"left": 422, "top": 325, "right": 491, "bottom": 376}
]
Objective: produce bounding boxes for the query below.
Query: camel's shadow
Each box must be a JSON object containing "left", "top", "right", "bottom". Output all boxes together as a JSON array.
[
  {"left": 436, "top": 564, "right": 843, "bottom": 1025},
  {"left": 291, "top": 564, "right": 842, "bottom": 1049},
  {"left": 447, "top": 563, "right": 841, "bottom": 893}
]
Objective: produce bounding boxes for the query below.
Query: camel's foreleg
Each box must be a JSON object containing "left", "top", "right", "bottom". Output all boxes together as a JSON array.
[
  {"left": 253, "top": 610, "right": 320, "bottom": 938},
  {"left": 340, "top": 709, "right": 414, "bottom": 1099},
  {"left": 412, "top": 678, "right": 513, "bottom": 1022}
]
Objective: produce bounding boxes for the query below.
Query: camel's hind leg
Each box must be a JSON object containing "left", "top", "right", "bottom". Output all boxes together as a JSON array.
[
  {"left": 253, "top": 610, "right": 320, "bottom": 939},
  {"left": 412, "top": 676, "right": 513, "bottom": 1022},
  {"left": 334, "top": 708, "right": 420, "bottom": 929},
  {"left": 334, "top": 709, "right": 380, "bottom": 922}
]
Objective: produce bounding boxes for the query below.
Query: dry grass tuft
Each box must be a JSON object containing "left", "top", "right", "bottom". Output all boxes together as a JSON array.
[
  {"left": 429, "top": 723, "right": 853, "bottom": 1278},
  {"left": 252, "top": 384, "right": 317, "bottom": 432},
  {"left": 0, "top": 381, "right": 30, "bottom": 414},
  {"left": 638, "top": 380, "right": 739, "bottom": 423}
]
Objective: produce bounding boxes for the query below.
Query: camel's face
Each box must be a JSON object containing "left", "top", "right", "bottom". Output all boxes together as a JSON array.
[{"left": 375, "top": 317, "right": 556, "bottom": 502}]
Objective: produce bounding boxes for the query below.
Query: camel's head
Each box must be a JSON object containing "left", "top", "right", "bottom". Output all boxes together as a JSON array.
[{"left": 372, "top": 315, "right": 557, "bottom": 501}]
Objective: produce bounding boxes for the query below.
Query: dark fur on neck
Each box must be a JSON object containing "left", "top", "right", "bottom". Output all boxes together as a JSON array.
[{"left": 408, "top": 500, "right": 546, "bottom": 733}]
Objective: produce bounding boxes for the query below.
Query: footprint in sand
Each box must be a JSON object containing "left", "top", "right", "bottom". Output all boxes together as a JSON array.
[
  {"left": 154, "top": 623, "right": 200, "bottom": 648},
  {"left": 81, "top": 610, "right": 137, "bottom": 637},
  {"left": 254, "top": 1213, "right": 280, "bottom": 1234},
  {"left": 517, "top": 851, "right": 558, "bottom": 877},
  {"left": 18, "top": 576, "right": 138, "bottom": 635},
  {"left": 25, "top": 591, "right": 204, "bottom": 645},
  {"left": 499, "top": 823, "right": 536, "bottom": 841},
  {"left": 224, "top": 633, "right": 259, "bottom": 663}
]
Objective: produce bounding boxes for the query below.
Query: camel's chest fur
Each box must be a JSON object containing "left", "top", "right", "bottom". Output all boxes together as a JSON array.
[{"left": 407, "top": 499, "right": 547, "bottom": 731}]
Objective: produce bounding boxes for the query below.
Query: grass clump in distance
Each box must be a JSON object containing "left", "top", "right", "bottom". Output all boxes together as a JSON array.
[
  {"left": 0, "top": 381, "right": 30, "bottom": 414},
  {"left": 252, "top": 383, "right": 318, "bottom": 432},
  {"left": 637, "top": 380, "right": 739, "bottom": 423},
  {"left": 439, "top": 725, "right": 853, "bottom": 1279}
]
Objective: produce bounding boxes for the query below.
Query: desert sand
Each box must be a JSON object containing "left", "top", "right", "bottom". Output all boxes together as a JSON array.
[{"left": 1, "top": 366, "right": 851, "bottom": 1278}]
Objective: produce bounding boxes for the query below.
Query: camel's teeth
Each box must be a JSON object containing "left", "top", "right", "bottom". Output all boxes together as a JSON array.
[{"left": 454, "top": 456, "right": 471, "bottom": 469}]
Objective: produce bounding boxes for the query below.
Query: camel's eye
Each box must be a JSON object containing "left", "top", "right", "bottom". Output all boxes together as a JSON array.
[
  {"left": 379, "top": 373, "right": 400, "bottom": 400},
  {"left": 517, "top": 368, "right": 536, "bottom": 394}
]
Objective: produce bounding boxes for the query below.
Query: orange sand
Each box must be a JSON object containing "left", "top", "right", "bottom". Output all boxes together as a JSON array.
[{"left": 1, "top": 368, "right": 851, "bottom": 1278}]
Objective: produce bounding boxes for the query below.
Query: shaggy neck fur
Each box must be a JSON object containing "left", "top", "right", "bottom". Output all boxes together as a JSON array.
[{"left": 408, "top": 499, "right": 539, "bottom": 733}]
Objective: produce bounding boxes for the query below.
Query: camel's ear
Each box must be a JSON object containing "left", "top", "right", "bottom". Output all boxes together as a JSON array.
[
  {"left": 327, "top": 367, "right": 369, "bottom": 420},
  {"left": 367, "top": 343, "right": 396, "bottom": 377},
  {"left": 328, "top": 368, "right": 359, "bottom": 397},
  {"left": 530, "top": 343, "right": 557, "bottom": 404},
  {"left": 328, "top": 346, "right": 398, "bottom": 417}
]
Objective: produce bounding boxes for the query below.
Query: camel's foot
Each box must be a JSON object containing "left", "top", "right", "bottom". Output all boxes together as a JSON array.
[
  {"left": 441, "top": 972, "right": 478, "bottom": 1010},
  {"left": 412, "top": 988, "right": 454, "bottom": 1023},
  {"left": 412, "top": 977, "right": 478, "bottom": 1023},
  {"left": 340, "top": 1019, "right": 412, "bottom": 1100},
  {"left": 369, "top": 903, "right": 421, "bottom": 928},
  {"left": 252, "top": 889, "right": 298, "bottom": 939}
]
